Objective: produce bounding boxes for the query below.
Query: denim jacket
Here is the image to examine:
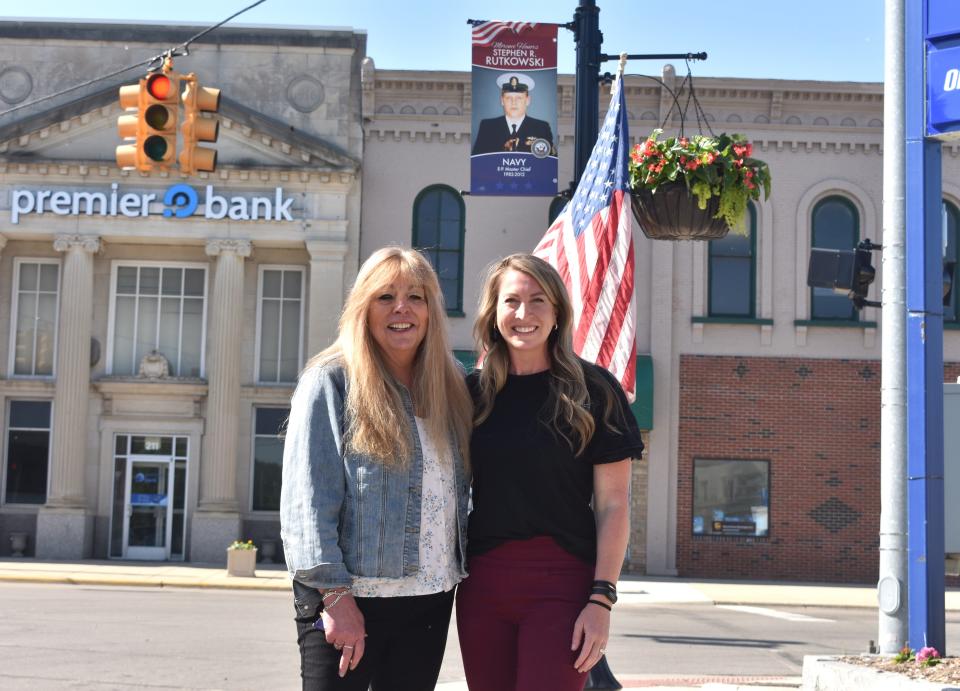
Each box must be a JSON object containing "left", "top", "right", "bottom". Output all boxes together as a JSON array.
[{"left": 280, "top": 362, "right": 470, "bottom": 589}]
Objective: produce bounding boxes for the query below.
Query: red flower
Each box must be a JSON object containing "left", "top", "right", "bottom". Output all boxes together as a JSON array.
[{"left": 703, "top": 152, "right": 716, "bottom": 164}]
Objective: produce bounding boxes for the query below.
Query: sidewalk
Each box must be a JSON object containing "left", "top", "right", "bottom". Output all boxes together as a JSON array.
[{"left": 2, "top": 556, "right": 959, "bottom": 609}]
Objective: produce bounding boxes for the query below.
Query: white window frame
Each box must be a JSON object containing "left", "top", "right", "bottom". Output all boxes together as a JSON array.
[
  {"left": 254, "top": 265, "right": 305, "bottom": 384},
  {"left": 105, "top": 261, "right": 209, "bottom": 378},
  {"left": 8, "top": 258, "right": 61, "bottom": 379},
  {"left": 1, "top": 398, "right": 54, "bottom": 507},
  {"left": 249, "top": 406, "right": 289, "bottom": 514}
]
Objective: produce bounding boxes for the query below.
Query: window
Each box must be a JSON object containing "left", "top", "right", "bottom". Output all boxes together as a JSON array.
[
  {"left": 109, "top": 264, "right": 206, "bottom": 377},
  {"left": 3, "top": 401, "right": 52, "bottom": 504},
  {"left": 945, "top": 201, "right": 960, "bottom": 323},
  {"left": 412, "top": 185, "right": 465, "bottom": 314},
  {"left": 708, "top": 203, "right": 756, "bottom": 317},
  {"left": 251, "top": 407, "right": 288, "bottom": 512},
  {"left": 692, "top": 459, "right": 769, "bottom": 537},
  {"left": 811, "top": 196, "right": 859, "bottom": 320},
  {"left": 10, "top": 260, "right": 60, "bottom": 376},
  {"left": 257, "top": 268, "right": 304, "bottom": 383}
]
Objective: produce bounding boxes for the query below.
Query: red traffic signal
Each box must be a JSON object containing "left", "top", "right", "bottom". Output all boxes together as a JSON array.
[{"left": 116, "top": 70, "right": 180, "bottom": 172}]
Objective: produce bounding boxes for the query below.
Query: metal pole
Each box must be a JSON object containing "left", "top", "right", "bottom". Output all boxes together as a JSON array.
[
  {"left": 878, "top": 0, "right": 909, "bottom": 654},
  {"left": 905, "top": 0, "right": 947, "bottom": 654},
  {"left": 573, "top": 0, "right": 602, "bottom": 186}
]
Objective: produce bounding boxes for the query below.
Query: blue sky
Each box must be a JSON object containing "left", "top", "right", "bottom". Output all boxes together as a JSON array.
[{"left": 5, "top": 1, "right": 884, "bottom": 82}]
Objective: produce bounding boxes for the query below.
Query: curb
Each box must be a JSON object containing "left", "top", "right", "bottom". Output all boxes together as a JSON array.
[
  {"left": 801, "top": 655, "right": 959, "bottom": 690},
  {"left": 0, "top": 571, "right": 290, "bottom": 591}
]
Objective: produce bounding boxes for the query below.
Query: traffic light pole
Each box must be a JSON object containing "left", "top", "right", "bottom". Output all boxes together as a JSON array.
[{"left": 569, "top": 0, "right": 705, "bottom": 190}]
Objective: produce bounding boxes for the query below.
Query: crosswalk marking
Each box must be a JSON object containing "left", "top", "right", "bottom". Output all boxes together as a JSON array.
[{"left": 717, "top": 604, "right": 836, "bottom": 623}]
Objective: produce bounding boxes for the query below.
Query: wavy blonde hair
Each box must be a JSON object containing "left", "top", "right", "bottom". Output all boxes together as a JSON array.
[
  {"left": 307, "top": 247, "right": 472, "bottom": 467},
  {"left": 473, "top": 253, "right": 617, "bottom": 456}
]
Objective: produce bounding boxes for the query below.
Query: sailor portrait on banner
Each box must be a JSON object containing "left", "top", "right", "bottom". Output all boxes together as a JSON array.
[{"left": 472, "top": 72, "right": 556, "bottom": 156}]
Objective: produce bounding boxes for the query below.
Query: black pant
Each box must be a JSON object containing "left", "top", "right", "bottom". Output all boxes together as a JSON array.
[{"left": 293, "top": 581, "right": 454, "bottom": 691}]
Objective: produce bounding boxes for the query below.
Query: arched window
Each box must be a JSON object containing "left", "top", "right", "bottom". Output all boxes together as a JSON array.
[
  {"left": 708, "top": 203, "right": 756, "bottom": 317},
  {"left": 811, "top": 196, "right": 859, "bottom": 320},
  {"left": 412, "top": 185, "right": 465, "bottom": 314},
  {"left": 945, "top": 200, "right": 960, "bottom": 323},
  {"left": 548, "top": 196, "right": 567, "bottom": 225}
]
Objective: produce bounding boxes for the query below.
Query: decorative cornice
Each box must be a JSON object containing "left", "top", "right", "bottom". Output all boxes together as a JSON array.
[
  {"left": 205, "top": 239, "right": 252, "bottom": 258},
  {"left": 53, "top": 234, "right": 100, "bottom": 253}
]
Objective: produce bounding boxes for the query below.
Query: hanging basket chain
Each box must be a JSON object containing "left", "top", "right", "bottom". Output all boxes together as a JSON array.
[{"left": 685, "top": 58, "right": 716, "bottom": 138}]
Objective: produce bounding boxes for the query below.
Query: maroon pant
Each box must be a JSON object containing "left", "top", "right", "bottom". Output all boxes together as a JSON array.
[{"left": 456, "top": 536, "right": 594, "bottom": 691}]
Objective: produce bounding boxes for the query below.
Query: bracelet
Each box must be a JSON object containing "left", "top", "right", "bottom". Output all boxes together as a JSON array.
[
  {"left": 322, "top": 589, "right": 351, "bottom": 610},
  {"left": 587, "top": 599, "right": 612, "bottom": 612},
  {"left": 593, "top": 579, "right": 617, "bottom": 590}
]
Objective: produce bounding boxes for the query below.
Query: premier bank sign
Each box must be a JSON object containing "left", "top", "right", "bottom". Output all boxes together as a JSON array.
[{"left": 10, "top": 183, "right": 295, "bottom": 225}]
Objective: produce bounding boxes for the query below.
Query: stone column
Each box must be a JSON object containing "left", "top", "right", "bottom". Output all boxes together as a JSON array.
[
  {"left": 191, "top": 239, "right": 251, "bottom": 563},
  {"left": 36, "top": 234, "right": 101, "bottom": 559},
  {"left": 306, "top": 238, "right": 349, "bottom": 358}
]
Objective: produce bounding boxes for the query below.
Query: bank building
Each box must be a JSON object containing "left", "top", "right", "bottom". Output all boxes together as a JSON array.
[{"left": 1, "top": 19, "right": 958, "bottom": 583}]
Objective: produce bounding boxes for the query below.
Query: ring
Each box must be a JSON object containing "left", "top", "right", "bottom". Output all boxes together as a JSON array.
[
  {"left": 343, "top": 645, "right": 354, "bottom": 650},
  {"left": 599, "top": 648, "right": 606, "bottom": 654},
  {"left": 334, "top": 644, "right": 343, "bottom": 650}
]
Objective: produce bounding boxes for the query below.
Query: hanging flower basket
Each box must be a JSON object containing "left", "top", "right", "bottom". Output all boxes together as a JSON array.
[
  {"left": 629, "top": 130, "right": 771, "bottom": 242},
  {"left": 631, "top": 182, "right": 729, "bottom": 241}
]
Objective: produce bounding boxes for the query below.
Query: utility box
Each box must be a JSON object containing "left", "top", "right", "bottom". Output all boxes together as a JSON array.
[{"left": 941, "top": 384, "right": 960, "bottom": 554}]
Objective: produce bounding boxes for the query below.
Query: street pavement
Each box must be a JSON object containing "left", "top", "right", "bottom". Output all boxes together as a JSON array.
[{"left": 1, "top": 557, "right": 958, "bottom": 690}]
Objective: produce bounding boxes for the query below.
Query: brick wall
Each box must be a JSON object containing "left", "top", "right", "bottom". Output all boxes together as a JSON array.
[
  {"left": 677, "top": 355, "right": 883, "bottom": 583},
  {"left": 677, "top": 355, "right": 960, "bottom": 585},
  {"left": 624, "top": 431, "right": 649, "bottom": 574}
]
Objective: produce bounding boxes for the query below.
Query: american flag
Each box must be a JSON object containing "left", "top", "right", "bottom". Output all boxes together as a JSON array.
[
  {"left": 472, "top": 21, "right": 537, "bottom": 46},
  {"left": 533, "top": 72, "right": 636, "bottom": 401}
]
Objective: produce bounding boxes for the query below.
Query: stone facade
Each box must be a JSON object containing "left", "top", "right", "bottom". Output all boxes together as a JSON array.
[{"left": 0, "top": 21, "right": 365, "bottom": 563}]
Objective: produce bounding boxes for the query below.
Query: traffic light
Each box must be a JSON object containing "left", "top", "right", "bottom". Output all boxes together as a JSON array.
[
  {"left": 807, "top": 239, "right": 881, "bottom": 310},
  {"left": 116, "top": 71, "right": 180, "bottom": 172},
  {"left": 179, "top": 74, "right": 221, "bottom": 176}
]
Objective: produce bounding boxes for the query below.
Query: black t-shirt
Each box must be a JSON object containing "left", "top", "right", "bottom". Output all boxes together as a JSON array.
[{"left": 466, "top": 361, "right": 645, "bottom": 564}]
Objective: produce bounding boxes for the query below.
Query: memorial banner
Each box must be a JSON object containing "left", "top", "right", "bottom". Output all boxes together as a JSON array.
[{"left": 470, "top": 21, "right": 558, "bottom": 196}]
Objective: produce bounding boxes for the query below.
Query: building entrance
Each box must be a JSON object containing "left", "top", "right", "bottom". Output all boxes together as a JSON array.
[{"left": 110, "top": 435, "right": 188, "bottom": 560}]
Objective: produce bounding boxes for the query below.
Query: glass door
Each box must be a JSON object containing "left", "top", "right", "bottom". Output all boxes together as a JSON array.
[{"left": 123, "top": 455, "right": 174, "bottom": 560}]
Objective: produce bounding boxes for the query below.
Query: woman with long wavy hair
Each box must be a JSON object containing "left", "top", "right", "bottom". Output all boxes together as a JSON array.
[
  {"left": 456, "top": 253, "right": 644, "bottom": 691},
  {"left": 281, "top": 247, "right": 473, "bottom": 691}
]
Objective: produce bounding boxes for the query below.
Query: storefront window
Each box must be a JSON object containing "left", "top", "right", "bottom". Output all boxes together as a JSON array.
[
  {"left": 3, "top": 400, "right": 52, "bottom": 504},
  {"left": 110, "top": 264, "right": 206, "bottom": 377},
  {"left": 257, "top": 268, "right": 304, "bottom": 383},
  {"left": 692, "top": 459, "right": 769, "bottom": 537},
  {"left": 11, "top": 260, "right": 60, "bottom": 376},
  {"left": 252, "top": 407, "right": 288, "bottom": 511}
]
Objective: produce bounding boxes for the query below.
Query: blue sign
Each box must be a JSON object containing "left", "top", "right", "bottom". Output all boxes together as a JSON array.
[
  {"left": 926, "top": 1, "right": 960, "bottom": 139},
  {"left": 131, "top": 493, "right": 168, "bottom": 506}
]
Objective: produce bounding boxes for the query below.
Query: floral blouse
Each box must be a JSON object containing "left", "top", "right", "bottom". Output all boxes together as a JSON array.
[{"left": 351, "top": 417, "right": 461, "bottom": 597}]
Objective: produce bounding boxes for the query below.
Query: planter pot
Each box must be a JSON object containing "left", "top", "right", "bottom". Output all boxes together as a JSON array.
[
  {"left": 8, "top": 532, "right": 27, "bottom": 557},
  {"left": 226, "top": 548, "right": 257, "bottom": 577},
  {"left": 631, "top": 181, "right": 730, "bottom": 241},
  {"left": 259, "top": 539, "right": 278, "bottom": 564}
]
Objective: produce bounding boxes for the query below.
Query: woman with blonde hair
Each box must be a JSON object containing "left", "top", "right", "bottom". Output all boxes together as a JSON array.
[
  {"left": 281, "top": 247, "right": 473, "bottom": 691},
  {"left": 456, "top": 253, "right": 643, "bottom": 691}
]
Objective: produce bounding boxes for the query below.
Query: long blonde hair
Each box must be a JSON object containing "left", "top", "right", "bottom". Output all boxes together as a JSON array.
[
  {"left": 307, "top": 247, "right": 472, "bottom": 467},
  {"left": 473, "top": 254, "right": 616, "bottom": 456}
]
